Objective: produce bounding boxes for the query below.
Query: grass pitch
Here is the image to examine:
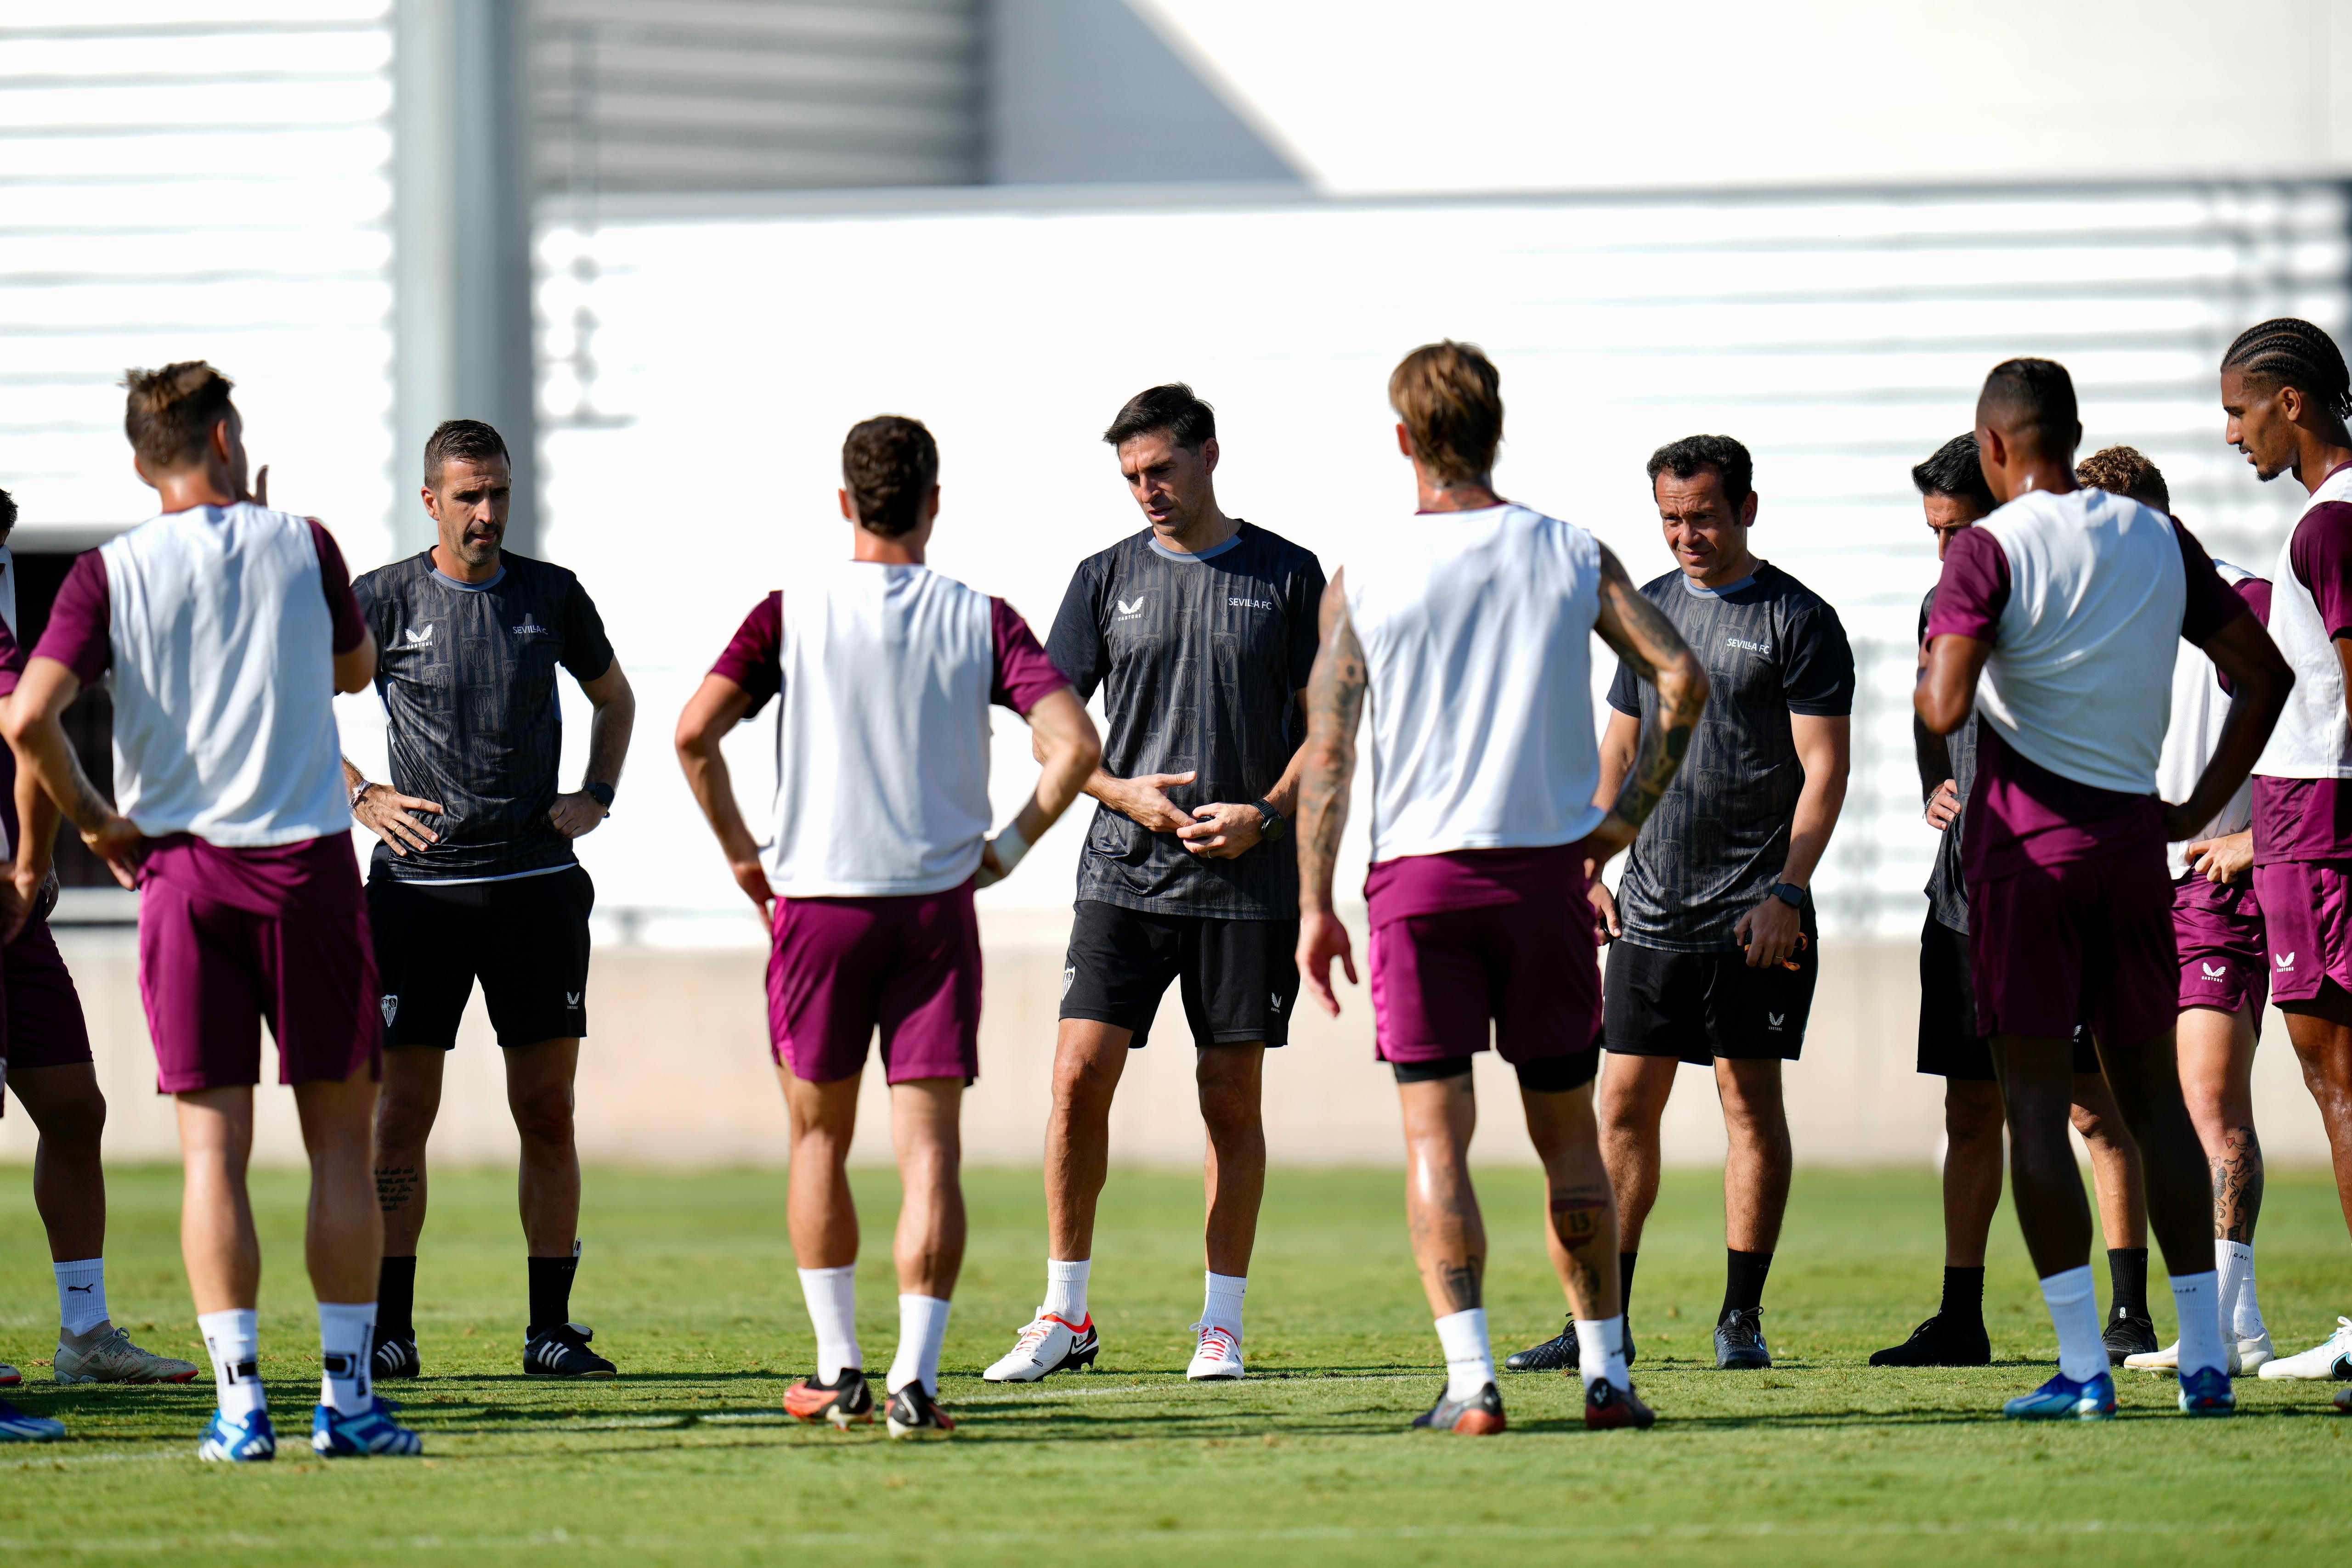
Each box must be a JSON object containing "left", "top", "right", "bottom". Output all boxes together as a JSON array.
[{"left": 2, "top": 1161, "right": 2348, "bottom": 1567}]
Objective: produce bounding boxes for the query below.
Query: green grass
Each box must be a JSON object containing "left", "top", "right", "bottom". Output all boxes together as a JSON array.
[{"left": 3, "top": 1162, "right": 2349, "bottom": 1566}]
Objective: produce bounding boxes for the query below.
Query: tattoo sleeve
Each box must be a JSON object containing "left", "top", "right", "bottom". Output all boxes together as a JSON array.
[
  {"left": 1592, "top": 549, "right": 1707, "bottom": 832},
  {"left": 1296, "top": 572, "right": 1367, "bottom": 911}
]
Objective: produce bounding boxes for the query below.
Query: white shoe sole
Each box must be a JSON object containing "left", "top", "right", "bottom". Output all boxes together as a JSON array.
[{"left": 1187, "top": 1364, "right": 1244, "bottom": 1382}]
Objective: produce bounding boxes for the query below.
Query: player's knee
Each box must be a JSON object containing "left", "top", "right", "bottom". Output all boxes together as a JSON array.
[
  {"left": 34, "top": 1085, "right": 107, "bottom": 1149},
  {"left": 510, "top": 1090, "right": 577, "bottom": 1150}
]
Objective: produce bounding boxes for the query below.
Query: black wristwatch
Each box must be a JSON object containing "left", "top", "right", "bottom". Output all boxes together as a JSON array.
[
  {"left": 1252, "top": 798, "right": 1287, "bottom": 841},
  {"left": 1769, "top": 881, "right": 1806, "bottom": 910},
  {"left": 585, "top": 782, "right": 616, "bottom": 811}
]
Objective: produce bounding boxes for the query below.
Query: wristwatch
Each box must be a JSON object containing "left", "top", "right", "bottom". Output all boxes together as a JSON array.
[
  {"left": 1769, "top": 881, "right": 1806, "bottom": 910},
  {"left": 1252, "top": 798, "right": 1287, "bottom": 841},
  {"left": 585, "top": 782, "right": 616, "bottom": 811}
]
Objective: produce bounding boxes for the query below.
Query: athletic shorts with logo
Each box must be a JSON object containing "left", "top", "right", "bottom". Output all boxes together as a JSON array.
[
  {"left": 2250, "top": 858, "right": 2352, "bottom": 1007},
  {"left": 1968, "top": 847, "right": 2177, "bottom": 1051},
  {"left": 1917, "top": 912, "right": 2098, "bottom": 1079},
  {"left": 1365, "top": 846, "right": 1600, "bottom": 1089},
  {"left": 140, "top": 834, "right": 381, "bottom": 1093},
  {"left": 1605, "top": 901, "right": 1820, "bottom": 1064},
  {"left": 2174, "top": 872, "right": 2267, "bottom": 1021},
  {"left": 370, "top": 865, "right": 593, "bottom": 1048},
  {"left": 1059, "top": 899, "right": 1297, "bottom": 1049},
  {"left": 768, "top": 879, "right": 981, "bottom": 1084}
]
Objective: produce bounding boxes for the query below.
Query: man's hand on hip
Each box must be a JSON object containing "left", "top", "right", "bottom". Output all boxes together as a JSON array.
[
  {"left": 1734, "top": 894, "right": 1803, "bottom": 970},
  {"left": 1104, "top": 771, "right": 1197, "bottom": 834},
  {"left": 1178, "top": 801, "right": 1263, "bottom": 859},
  {"left": 354, "top": 783, "right": 446, "bottom": 855},
  {"left": 1925, "top": 778, "right": 1962, "bottom": 831},
  {"left": 548, "top": 791, "right": 610, "bottom": 840}
]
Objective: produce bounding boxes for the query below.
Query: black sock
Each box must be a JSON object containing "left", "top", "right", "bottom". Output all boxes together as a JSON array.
[
  {"left": 1618, "top": 1251, "right": 1640, "bottom": 1319},
  {"left": 528, "top": 1252, "right": 579, "bottom": 1336},
  {"left": 376, "top": 1256, "right": 417, "bottom": 1343},
  {"left": 1720, "top": 1249, "right": 1774, "bottom": 1322},
  {"left": 2107, "top": 1247, "right": 2149, "bottom": 1322},
  {"left": 1939, "top": 1264, "right": 1986, "bottom": 1324}
]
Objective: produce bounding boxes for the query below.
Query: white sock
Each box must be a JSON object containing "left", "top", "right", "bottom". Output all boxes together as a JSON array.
[
  {"left": 1044, "top": 1258, "right": 1090, "bottom": 1324},
  {"left": 887, "top": 1295, "right": 952, "bottom": 1395},
  {"left": 1202, "top": 1271, "right": 1246, "bottom": 1336},
  {"left": 317, "top": 1301, "right": 375, "bottom": 1413},
  {"left": 2217, "top": 1240, "right": 2265, "bottom": 1339},
  {"left": 54, "top": 1258, "right": 107, "bottom": 1337},
  {"left": 198, "top": 1308, "right": 266, "bottom": 1418},
  {"left": 1575, "top": 1316, "right": 1632, "bottom": 1392},
  {"left": 1435, "top": 1308, "right": 1495, "bottom": 1401},
  {"left": 2171, "top": 1271, "right": 2227, "bottom": 1378},
  {"left": 2039, "top": 1266, "right": 2107, "bottom": 1382},
  {"left": 797, "top": 1265, "right": 860, "bottom": 1381}
]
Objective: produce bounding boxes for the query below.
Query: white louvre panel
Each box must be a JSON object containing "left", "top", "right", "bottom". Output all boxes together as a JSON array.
[
  {"left": 537, "top": 184, "right": 2350, "bottom": 937},
  {"left": 530, "top": 0, "right": 979, "bottom": 196},
  {"left": 0, "top": 2, "right": 396, "bottom": 558}
]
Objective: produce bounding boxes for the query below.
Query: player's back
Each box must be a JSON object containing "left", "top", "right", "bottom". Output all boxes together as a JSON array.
[
  {"left": 101, "top": 500, "right": 347, "bottom": 846},
  {"left": 1342, "top": 503, "right": 1605, "bottom": 860},
  {"left": 768, "top": 559, "right": 997, "bottom": 896}
]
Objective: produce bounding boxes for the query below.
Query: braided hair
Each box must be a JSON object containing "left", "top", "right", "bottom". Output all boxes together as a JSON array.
[{"left": 2221, "top": 318, "right": 2352, "bottom": 420}]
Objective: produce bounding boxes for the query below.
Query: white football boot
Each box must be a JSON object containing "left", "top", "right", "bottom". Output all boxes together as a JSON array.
[
  {"left": 981, "top": 1313, "right": 1098, "bottom": 1383},
  {"left": 2256, "top": 1316, "right": 2352, "bottom": 1380},
  {"left": 53, "top": 1327, "right": 202, "bottom": 1385},
  {"left": 2233, "top": 1330, "right": 2275, "bottom": 1374},
  {"left": 2123, "top": 1338, "right": 2250, "bottom": 1376},
  {"left": 1185, "top": 1322, "right": 1244, "bottom": 1382}
]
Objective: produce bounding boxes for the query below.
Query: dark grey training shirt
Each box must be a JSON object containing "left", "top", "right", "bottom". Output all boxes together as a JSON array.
[
  {"left": 1918, "top": 585, "right": 1977, "bottom": 933},
  {"left": 354, "top": 551, "right": 616, "bottom": 882},
  {"left": 1045, "top": 521, "right": 1325, "bottom": 920},
  {"left": 1606, "top": 561, "right": 1855, "bottom": 951}
]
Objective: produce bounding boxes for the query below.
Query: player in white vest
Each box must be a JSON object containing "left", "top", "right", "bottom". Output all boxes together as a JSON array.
[
  {"left": 1295, "top": 342, "right": 1710, "bottom": 1434},
  {"left": 2216, "top": 319, "right": 2352, "bottom": 1395},
  {"left": 2067, "top": 448, "right": 2280, "bottom": 1378},
  {"left": 2, "top": 363, "right": 420, "bottom": 1461},
  {"left": 676, "top": 416, "right": 1098, "bottom": 1438},
  {"left": 1918, "top": 358, "right": 2291, "bottom": 1421}
]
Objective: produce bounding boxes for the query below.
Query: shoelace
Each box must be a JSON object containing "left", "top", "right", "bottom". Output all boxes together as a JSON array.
[
  {"left": 1191, "top": 1323, "right": 1237, "bottom": 1362},
  {"left": 1012, "top": 1318, "right": 1057, "bottom": 1355}
]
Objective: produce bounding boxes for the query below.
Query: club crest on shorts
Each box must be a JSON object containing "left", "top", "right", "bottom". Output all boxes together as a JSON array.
[
  {"left": 380, "top": 995, "right": 399, "bottom": 1026},
  {"left": 1062, "top": 965, "right": 1077, "bottom": 998}
]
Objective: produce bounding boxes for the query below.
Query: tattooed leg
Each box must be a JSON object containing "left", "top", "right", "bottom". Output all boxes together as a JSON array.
[
  {"left": 373, "top": 1046, "right": 446, "bottom": 1254},
  {"left": 2211, "top": 1125, "right": 2264, "bottom": 1243},
  {"left": 2177, "top": 1004, "right": 2262, "bottom": 1240},
  {"left": 1522, "top": 1083, "right": 1623, "bottom": 1319},
  {"left": 1398, "top": 1075, "right": 1486, "bottom": 1318}
]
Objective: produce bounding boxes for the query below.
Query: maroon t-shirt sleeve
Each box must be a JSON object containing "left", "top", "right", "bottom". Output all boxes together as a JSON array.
[
  {"left": 710, "top": 592, "right": 783, "bottom": 713},
  {"left": 2173, "top": 519, "right": 2250, "bottom": 646},
  {"left": 990, "top": 597, "right": 1072, "bottom": 715},
  {"left": 31, "top": 550, "right": 112, "bottom": 686},
  {"left": 306, "top": 519, "right": 367, "bottom": 654},
  {"left": 2290, "top": 501, "right": 2352, "bottom": 639},
  {"left": 1924, "top": 525, "right": 2009, "bottom": 643},
  {"left": 2234, "top": 575, "right": 2273, "bottom": 626}
]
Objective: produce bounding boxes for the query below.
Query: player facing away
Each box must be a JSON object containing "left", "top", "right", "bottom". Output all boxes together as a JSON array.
[
  {"left": 1512, "top": 435, "right": 1853, "bottom": 1376},
  {"left": 2217, "top": 320, "right": 2352, "bottom": 1393},
  {"left": 0, "top": 486, "right": 199, "bottom": 1394},
  {"left": 1872, "top": 437, "right": 2155, "bottom": 1370},
  {"left": 1, "top": 363, "right": 423, "bottom": 1459},
  {"left": 1918, "top": 358, "right": 2291, "bottom": 1420},
  {"left": 341, "top": 419, "right": 636, "bottom": 1384},
  {"left": 1296, "top": 342, "right": 1708, "bottom": 1434},
  {"left": 984, "top": 384, "right": 1325, "bottom": 1386},
  {"left": 677, "top": 416, "right": 1098, "bottom": 1439},
  {"left": 2068, "top": 447, "right": 2278, "bottom": 1378}
]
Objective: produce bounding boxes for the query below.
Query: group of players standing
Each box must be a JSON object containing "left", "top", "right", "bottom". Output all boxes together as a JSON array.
[{"left": 6, "top": 315, "right": 2352, "bottom": 1454}]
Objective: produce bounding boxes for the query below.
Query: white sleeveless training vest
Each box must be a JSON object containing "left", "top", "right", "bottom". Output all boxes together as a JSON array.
[
  {"left": 2253, "top": 463, "right": 2352, "bottom": 780},
  {"left": 1341, "top": 504, "right": 1606, "bottom": 861},
  {"left": 2156, "top": 559, "right": 2256, "bottom": 865},
  {"left": 100, "top": 502, "right": 349, "bottom": 845}
]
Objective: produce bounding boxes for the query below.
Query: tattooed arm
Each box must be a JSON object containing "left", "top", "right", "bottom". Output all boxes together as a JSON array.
[
  {"left": 1295, "top": 570, "right": 1369, "bottom": 1017},
  {"left": 0, "top": 656, "right": 146, "bottom": 891},
  {"left": 1583, "top": 545, "right": 1709, "bottom": 864}
]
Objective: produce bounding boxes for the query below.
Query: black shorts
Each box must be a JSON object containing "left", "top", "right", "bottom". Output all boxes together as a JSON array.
[
  {"left": 1059, "top": 899, "right": 1298, "bottom": 1049},
  {"left": 1918, "top": 912, "right": 2099, "bottom": 1080},
  {"left": 369, "top": 866, "right": 594, "bottom": 1049},
  {"left": 1603, "top": 908, "right": 1819, "bottom": 1064},
  {"left": 1392, "top": 1051, "right": 1598, "bottom": 1093}
]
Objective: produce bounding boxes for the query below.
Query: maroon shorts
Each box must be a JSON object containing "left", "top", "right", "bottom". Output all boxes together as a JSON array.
[
  {"left": 2173, "top": 871, "right": 2267, "bottom": 1021},
  {"left": 1967, "top": 848, "right": 2177, "bottom": 1050},
  {"left": 137, "top": 835, "right": 382, "bottom": 1094},
  {"left": 2, "top": 920, "right": 93, "bottom": 1071},
  {"left": 1366, "top": 884, "right": 1600, "bottom": 1073},
  {"left": 767, "top": 880, "right": 981, "bottom": 1085},
  {"left": 2250, "top": 859, "right": 2352, "bottom": 1007}
]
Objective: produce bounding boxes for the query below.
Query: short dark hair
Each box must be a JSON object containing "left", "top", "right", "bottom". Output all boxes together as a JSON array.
[
  {"left": 1978, "top": 358, "right": 2078, "bottom": 454},
  {"left": 1911, "top": 433, "right": 1996, "bottom": 513},
  {"left": 1646, "top": 434, "right": 1753, "bottom": 505},
  {"left": 842, "top": 415, "right": 939, "bottom": 538},
  {"left": 2075, "top": 445, "right": 2169, "bottom": 512},
  {"left": 424, "top": 418, "right": 510, "bottom": 488},
  {"left": 1389, "top": 341, "right": 1504, "bottom": 484},
  {"left": 2222, "top": 317, "right": 2352, "bottom": 421},
  {"left": 122, "top": 361, "right": 236, "bottom": 471},
  {"left": 1102, "top": 384, "right": 1216, "bottom": 451},
  {"left": 0, "top": 487, "right": 15, "bottom": 536}
]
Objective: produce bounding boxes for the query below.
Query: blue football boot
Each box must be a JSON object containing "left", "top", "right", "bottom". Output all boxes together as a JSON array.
[
  {"left": 0, "top": 1399, "right": 66, "bottom": 1443},
  {"left": 312, "top": 1396, "right": 424, "bottom": 1457},
  {"left": 196, "top": 1407, "right": 278, "bottom": 1461},
  {"left": 2002, "top": 1370, "right": 2116, "bottom": 1421},
  {"left": 2177, "top": 1365, "right": 2235, "bottom": 1416}
]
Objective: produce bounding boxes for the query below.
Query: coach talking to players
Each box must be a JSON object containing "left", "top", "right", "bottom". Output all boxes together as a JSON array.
[{"left": 340, "top": 419, "right": 636, "bottom": 1383}]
